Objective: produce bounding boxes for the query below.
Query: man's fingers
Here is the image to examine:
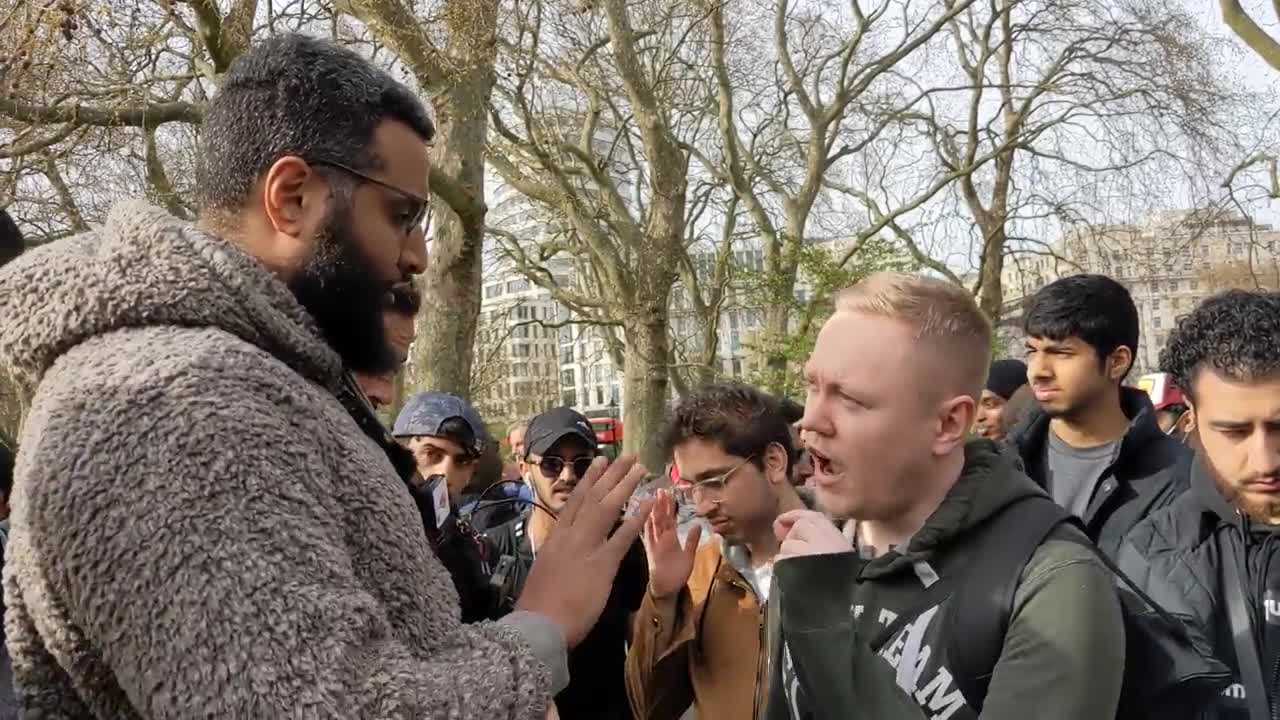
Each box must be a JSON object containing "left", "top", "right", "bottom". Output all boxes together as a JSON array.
[
  {"left": 556, "top": 456, "right": 609, "bottom": 527},
  {"left": 683, "top": 524, "right": 703, "bottom": 557},
  {"left": 605, "top": 497, "right": 653, "bottom": 563},
  {"left": 588, "top": 454, "right": 637, "bottom": 504},
  {"left": 656, "top": 490, "right": 675, "bottom": 534},
  {"left": 774, "top": 512, "right": 801, "bottom": 542}
]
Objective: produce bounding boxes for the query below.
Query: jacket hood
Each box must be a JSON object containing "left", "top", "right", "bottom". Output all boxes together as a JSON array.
[
  {"left": 862, "top": 439, "right": 1046, "bottom": 578},
  {"left": 1010, "top": 386, "right": 1165, "bottom": 477},
  {"left": 0, "top": 201, "right": 343, "bottom": 394}
]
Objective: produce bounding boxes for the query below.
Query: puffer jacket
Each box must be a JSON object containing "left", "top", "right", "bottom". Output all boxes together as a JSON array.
[
  {"left": 0, "top": 202, "right": 565, "bottom": 718},
  {"left": 1118, "top": 458, "right": 1280, "bottom": 719},
  {"left": 1010, "top": 386, "right": 1191, "bottom": 559}
]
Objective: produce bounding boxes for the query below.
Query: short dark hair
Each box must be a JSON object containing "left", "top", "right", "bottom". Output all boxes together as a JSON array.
[
  {"left": 0, "top": 209, "right": 25, "bottom": 267},
  {"left": 662, "top": 382, "right": 796, "bottom": 474},
  {"left": 197, "top": 34, "right": 435, "bottom": 211},
  {"left": 1159, "top": 290, "right": 1280, "bottom": 401},
  {"left": 437, "top": 417, "right": 480, "bottom": 457},
  {"left": 1023, "top": 274, "right": 1139, "bottom": 377},
  {"left": 779, "top": 397, "right": 805, "bottom": 425}
]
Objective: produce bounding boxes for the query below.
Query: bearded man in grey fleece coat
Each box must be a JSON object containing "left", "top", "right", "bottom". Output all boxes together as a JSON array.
[{"left": 0, "top": 34, "right": 651, "bottom": 719}]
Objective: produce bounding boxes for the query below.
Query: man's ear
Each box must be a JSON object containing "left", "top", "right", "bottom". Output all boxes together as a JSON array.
[
  {"left": 1107, "top": 346, "right": 1133, "bottom": 382},
  {"left": 936, "top": 394, "right": 976, "bottom": 455},
  {"left": 765, "top": 441, "right": 789, "bottom": 485},
  {"left": 260, "top": 155, "right": 321, "bottom": 237}
]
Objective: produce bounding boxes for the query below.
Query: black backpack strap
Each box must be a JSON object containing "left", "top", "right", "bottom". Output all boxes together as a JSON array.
[
  {"left": 1220, "top": 530, "right": 1271, "bottom": 720},
  {"left": 868, "top": 573, "right": 954, "bottom": 652},
  {"left": 945, "top": 495, "right": 1074, "bottom": 713}
]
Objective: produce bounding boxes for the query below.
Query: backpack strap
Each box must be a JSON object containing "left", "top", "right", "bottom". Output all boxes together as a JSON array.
[
  {"left": 944, "top": 494, "right": 1075, "bottom": 713},
  {"left": 1220, "top": 529, "right": 1271, "bottom": 720}
]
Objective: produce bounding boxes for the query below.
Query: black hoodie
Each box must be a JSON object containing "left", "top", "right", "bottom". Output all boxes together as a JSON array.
[
  {"left": 1010, "top": 386, "right": 1192, "bottom": 559},
  {"left": 1119, "top": 460, "right": 1280, "bottom": 720}
]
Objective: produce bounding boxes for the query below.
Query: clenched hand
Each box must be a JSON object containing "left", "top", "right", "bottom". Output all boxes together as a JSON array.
[{"left": 775, "top": 509, "right": 853, "bottom": 559}]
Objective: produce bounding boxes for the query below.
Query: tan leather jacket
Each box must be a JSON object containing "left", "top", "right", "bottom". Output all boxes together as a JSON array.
[{"left": 625, "top": 541, "right": 769, "bottom": 720}]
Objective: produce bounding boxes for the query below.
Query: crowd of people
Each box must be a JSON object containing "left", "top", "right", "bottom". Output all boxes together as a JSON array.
[{"left": 0, "top": 32, "right": 1279, "bottom": 720}]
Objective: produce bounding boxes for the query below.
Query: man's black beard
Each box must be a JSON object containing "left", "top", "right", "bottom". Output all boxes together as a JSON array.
[{"left": 288, "top": 204, "right": 397, "bottom": 375}]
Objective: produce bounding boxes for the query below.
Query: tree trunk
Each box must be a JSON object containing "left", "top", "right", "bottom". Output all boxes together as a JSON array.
[
  {"left": 759, "top": 217, "right": 803, "bottom": 394},
  {"left": 411, "top": 59, "right": 494, "bottom": 400},
  {"left": 977, "top": 222, "right": 1008, "bottom": 323},
  {"left": 622, "top": 298, "right": 672, "bottom": 472}
]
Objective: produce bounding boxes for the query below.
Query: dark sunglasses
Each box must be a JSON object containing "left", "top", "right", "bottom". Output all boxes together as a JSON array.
[
  {"left": 538, "top": 455, "right": 595, "bottom": 479},
  {"left": 309, "top": 159, "right": 430, "bottom": 237}
]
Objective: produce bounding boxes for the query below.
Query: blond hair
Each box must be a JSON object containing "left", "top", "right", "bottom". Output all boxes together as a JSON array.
[{"left": 835, "top": 272, "right": 992, "bottom": 400}]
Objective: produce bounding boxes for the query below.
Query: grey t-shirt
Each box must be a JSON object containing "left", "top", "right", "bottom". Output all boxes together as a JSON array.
[{"left": 1044, "top": 431, "right": 1119, "bottom": 518}]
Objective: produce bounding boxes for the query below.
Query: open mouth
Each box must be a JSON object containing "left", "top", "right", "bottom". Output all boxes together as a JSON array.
[{"left": 807, "top": 446, "right": 842, "bottom": 478}]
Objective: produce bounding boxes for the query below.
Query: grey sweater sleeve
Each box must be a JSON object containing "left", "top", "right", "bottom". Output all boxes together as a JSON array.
[{"left": 17, "top": 356, "right": 552, "bottom": 719}]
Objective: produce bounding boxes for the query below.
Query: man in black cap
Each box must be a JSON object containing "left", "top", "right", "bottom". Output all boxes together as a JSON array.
[
  {"left": 488, "top": 406, "right": 648, "bottom": 720},
  {"left": 975, "top": 358, "right": 1029, "bottom": 441}
]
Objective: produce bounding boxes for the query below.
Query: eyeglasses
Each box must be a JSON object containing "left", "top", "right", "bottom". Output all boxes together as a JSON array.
[
  {"left": 538, "top": 455, "right": 595, "bottom": 479},
  {"left": 673, "top": 456, "right": 756, "bottom": 506},
  {"left": 310, "top": 160, "right": 431, "bottom": 237}
]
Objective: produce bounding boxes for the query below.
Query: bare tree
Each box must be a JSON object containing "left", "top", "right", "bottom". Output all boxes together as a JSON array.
[
  {"left": 690, "top": 0, "right": 999, "bottom": 392},
  {"left": 486, "top": 0, "right": 698, "bottom": 468},
  {"left": 899, "top": 0, "right": 1240, "bottom": 321}
]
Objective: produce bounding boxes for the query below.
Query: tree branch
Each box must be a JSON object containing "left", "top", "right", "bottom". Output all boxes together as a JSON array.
[
  {"left": 347, "top": 0, "right": 451, "bottom": 93},
  {"left": 1221, "top": 0, "right": 1280, "bottom": 71},
  {"left": 0, "top": 123, "right": 81, "bottom": 159},
  {"left": 0, "top": 96, "right": 204, "bottom": 129}
]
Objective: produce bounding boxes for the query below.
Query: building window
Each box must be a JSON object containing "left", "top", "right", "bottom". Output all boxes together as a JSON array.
[
  {"left": 507, "top": 279, "right": 530, "bottom": 293},
  {"left": 1151, "top": 280, "right": 1160, "bottom": 293},
  {"left": 1154, "top": 316, "right": 1162, "bottom": 329},
  {"left": 484, "top": 284, "right": 502, "bottom": 299},
  {"left": 1153, "top": 297, "right": 1161, "bottom": 309},
  {"left": 1191, "top": 279, "right": 1199, "bottom": 291},
  {"left": 732, "top": 359, "right": 743, "bottom": 377}
]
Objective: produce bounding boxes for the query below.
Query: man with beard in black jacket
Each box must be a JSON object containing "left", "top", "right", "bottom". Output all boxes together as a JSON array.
[
  {"left": 1119, "top": 290, "right": 1280, "bottom": 719},
  {"left": 1013, "top": 274, "right": 1190, "bottom": 558}
]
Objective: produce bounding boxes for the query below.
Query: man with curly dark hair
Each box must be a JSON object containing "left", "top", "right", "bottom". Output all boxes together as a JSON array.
[{"left": 1119, "top": 289, "right": 1280, "bottom": 719}]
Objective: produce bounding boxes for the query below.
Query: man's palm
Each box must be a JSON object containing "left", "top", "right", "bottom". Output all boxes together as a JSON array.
[{"left": 644, "top": 491, "right": 702, "bottom": 599}]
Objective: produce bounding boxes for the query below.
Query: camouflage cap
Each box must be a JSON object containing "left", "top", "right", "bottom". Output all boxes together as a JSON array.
[{"left": 392, "top": 392, "right": 489, "bottom": 457}]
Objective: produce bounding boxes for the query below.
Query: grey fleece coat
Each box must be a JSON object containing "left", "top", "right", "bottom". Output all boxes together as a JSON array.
[{"left": 0, "top": 202, "right": 563, "bottom": 718}]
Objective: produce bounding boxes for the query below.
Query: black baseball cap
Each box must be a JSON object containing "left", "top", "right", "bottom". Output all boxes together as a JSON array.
[{"left": 524, "top": 407, "right": 599, "bottom": 459}]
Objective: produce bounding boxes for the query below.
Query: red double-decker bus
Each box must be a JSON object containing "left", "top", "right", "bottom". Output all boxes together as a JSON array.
[{"left": 591, "top": 417, "right": 623, "bottom": 460}]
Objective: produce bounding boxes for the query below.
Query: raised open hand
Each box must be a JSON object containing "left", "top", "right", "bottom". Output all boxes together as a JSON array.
[
  {"left": 642, "top": 489, "right": 702, "bottom": 599},
  {"left": 516, "top": 455, "right": 655, "bottom": 647}
]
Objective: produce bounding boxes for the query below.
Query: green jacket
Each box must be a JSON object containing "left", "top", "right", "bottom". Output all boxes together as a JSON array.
[{"left": 765, "top": 440, "right": 1125, "bottom": 720}]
